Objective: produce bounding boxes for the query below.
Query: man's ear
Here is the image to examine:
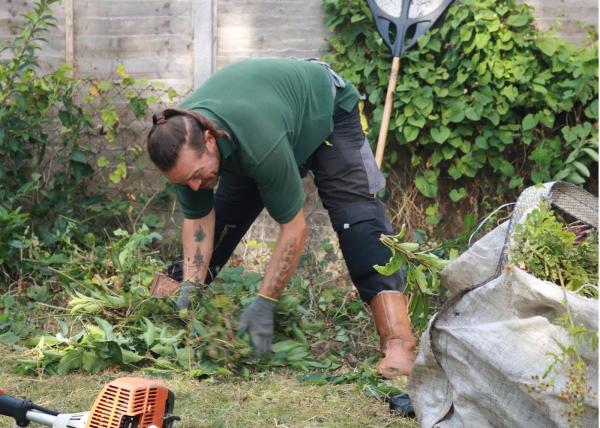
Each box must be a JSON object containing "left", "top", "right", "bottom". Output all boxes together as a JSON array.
[{"left": 204, "top": 130, "right": 216, "bottom": 149}]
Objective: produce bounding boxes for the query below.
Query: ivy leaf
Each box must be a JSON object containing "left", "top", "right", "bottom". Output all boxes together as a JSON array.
[
  {"left": 500, "top": 85, "right": 519, "bottom": 102},
  {"left": 431, "top": 126, "right": 451, "bottom": 144},
  {"left": 448, "top": 164, "right": 463, "bottom": 180},
  {"left": 407, "top": 115, "right": 426, "bottom": 129},
  {"left": 483, "top": 110, "right": 500, "bottom": 126},
  {"left": 584, "top": 100, "right": 598, "bottom": 119},
  {"left": 506, "top": 14, "right": 530, "bottom": 27},
  {"left": 496, "top": 5, "right": 509, "bottom": 15},
  {"left": 536, "top": 110, "right": 554, "bottom": 128},
  {"left": 499, "top": 161, "right": 515, "bottom": 176},
  {"left": 465, "top": 106, "right": 482, "bottom": 121},
  {"left": 536, "top": 37, "right": 557, "bottom": 56},
  {"left": 368, "top": 89, "right": 381, "bottom": 105},
  {"left": 475, "top": 32, "right": 491, "bottom": 49},
  {"left": 442, "top": 146, "right": 456, "bottom": 159},
  {"left": 475, "top": 10, "right": 498, "bottom": 21},
  {"left": 431, "top": 150, "right": 444, "bottom": 166},
  {"left": 460, "top": 26, "right": 473, "bottom": 42},
  {"left": 509, "top": 177, "right": 523, "bottom": 189},
  {"left": 414, "top": 170, "right": 439, "bottom": 198},
  {"left": 434, "top": 87, "right": 449, "bottom": 97},
  {"left": 522, "top": 114, "right": 538, "bottom": 131},
  {"left": 475, "top": 135, "right": 488, "bottom": 149},
  {"left": 403, "top": 125, "right": 419, "bottom": 142},
  {"left": 413, "top": 96, "right": 433, "bottom": 113},
  {"left": 444, "top": 104, "right": 466, "bottom": 123},
  {"left": 425, "top": 204, "right": 442, "bottom": 225},
  {"left": 449, "top": 187, "right": 467, "bottom": 202}
]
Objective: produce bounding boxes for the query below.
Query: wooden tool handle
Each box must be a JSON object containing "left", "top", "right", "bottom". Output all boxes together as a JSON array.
[{"left": 375, "top": 56, "right": 401, "bottom": 169}]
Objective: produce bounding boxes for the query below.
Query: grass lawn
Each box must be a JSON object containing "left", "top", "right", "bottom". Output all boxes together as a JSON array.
[{"left": 0, "top": 346, "right": 418, "bottom": 428}]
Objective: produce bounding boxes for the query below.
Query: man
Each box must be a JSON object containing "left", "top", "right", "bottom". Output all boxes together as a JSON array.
[{"left": 146, "top": 58, "right": 415, "bottom": 378}]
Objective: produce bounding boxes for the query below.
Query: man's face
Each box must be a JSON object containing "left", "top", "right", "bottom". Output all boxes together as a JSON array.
[{"left": 164, "top": 131, "right": 221, "bottom": 191}]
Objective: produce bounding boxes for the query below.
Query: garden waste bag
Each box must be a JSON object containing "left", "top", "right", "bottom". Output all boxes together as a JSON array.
[{"left": 408, "top": 182, "right": 598, "bottom": 428}]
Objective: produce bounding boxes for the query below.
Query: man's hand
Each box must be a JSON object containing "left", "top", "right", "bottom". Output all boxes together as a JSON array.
[
  {"left": 176, "top": 280, "right": 203, "bottom": 310},
  {"left": 237, "top": 295, "right": 276, "bottom": 355}
]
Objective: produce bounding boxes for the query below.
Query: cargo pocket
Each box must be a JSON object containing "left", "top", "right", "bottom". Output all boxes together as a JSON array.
[{"left": 360, "top": 137, "right": 386, "bottom": 194}]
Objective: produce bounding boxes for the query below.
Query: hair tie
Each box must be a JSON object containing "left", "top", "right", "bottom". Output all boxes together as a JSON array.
[{"left": 152, "top": 113, "right": 168, "bottom": 126}]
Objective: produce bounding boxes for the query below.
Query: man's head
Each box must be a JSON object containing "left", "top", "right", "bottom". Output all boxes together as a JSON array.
[{"left": 147, "top": 109, "right": 229, "bottom": 190}]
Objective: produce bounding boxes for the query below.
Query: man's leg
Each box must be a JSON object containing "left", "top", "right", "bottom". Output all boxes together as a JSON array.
[
  {"left": 168, "top": 173, "right": 265, "bottom": 285},
  {"left": 310, "top": 105, "right": 416, "bottom": 379}
]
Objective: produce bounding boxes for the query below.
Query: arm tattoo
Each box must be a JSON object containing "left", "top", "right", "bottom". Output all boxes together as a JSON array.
[
  {"left": 264, "top": 238, "right": 297, "bottom": 299},
  {"left": 184, "top": 249, "right": 205, "bottom": 283},
  {"left": 193, "top": 247, "right": 205, "bottom": 268},
  {"left": 195, "top": 227, "right": 206, "bottom": 242}
]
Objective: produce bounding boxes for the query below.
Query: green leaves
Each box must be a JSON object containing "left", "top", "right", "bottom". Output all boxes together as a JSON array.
[
  {"left": 536, "top": 36, "right": 557, "bottom": 56},
  {"left": 374, "top": 251, "right": 406, "bottom": 276},
  {"left": 108, "top": 162, "right": 127, "bottom": 184},
  {"left": 449, "top": 187, "right": 467, "bottom": 202},
  {"left": 431, "top": 126, "right": 451, "bottom": 144},
  {"left": 522, "top": 114, "right": 538, "bottom": 131},
  {"left": 376, "top": 231, "right": 448, "bottom": 331},
  {"left": 506, "top": 13, "right": 530, "bottom": 27},
  {"left": 414, "top": 169, "right": 439, "bottom": 198},
  {"left": 403, "top": 125, "right": 420, "bottom": 142},
  {"left": 57, "top": 350, "right": 83, "bottom": 375},
  {"left": 510, "top": 202, "right": 598, "bottom": 298},
  {"left": 323, "top": 0, "right": 598, "bottom": 201},
  {"left": 1, "top": 0, "right": 173, "bottom": 281},
  {"left": 442, "top": 101, "right": 466, "bottom": 124},
  {"left": 20, "top": 249, "right": 383, "bottom": 377},
  {"left": 475, "top": 32, "right": 491, "bottom": 49}
]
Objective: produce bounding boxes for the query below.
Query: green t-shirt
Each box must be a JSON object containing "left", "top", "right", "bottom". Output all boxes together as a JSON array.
[{"left": 175, "top": 58, "right": 360, "bottom": 224}]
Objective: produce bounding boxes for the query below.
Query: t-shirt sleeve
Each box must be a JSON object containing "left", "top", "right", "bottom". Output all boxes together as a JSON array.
[
  {"left": 254, "top": 141, "right": 305, "bottom": 224},
  {"left": 175, "top": 184, "right": 214, "bottom": 219}
]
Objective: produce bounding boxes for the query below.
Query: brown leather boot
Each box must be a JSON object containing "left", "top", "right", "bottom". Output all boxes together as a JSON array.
[{"left": 370, "top": 290, "right": 416, "bottom": 379}]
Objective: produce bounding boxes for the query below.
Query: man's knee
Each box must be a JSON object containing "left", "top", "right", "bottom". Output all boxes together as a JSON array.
[{"left": 329, "top": 200, "right": 404, "bottom": 301}]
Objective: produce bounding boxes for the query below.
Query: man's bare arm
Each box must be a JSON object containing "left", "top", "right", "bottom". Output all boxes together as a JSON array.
[
  {"left": 182, "top": 209, "right": 215, "bottom": 284},
  {"left": 259, "top": 208, "right": 308, "bottom": 300}
]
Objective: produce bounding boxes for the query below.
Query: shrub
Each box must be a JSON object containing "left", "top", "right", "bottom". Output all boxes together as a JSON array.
[
  {"left": 322, "top": 0, "right": 598, "bottom": 219},
  {"left": 0, "top": 0, "right": 175, "bottom": 281}
]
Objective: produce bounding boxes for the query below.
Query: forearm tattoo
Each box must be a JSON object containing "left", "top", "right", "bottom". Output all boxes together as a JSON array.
[
  {"left": 195, "top": 227, "right": 206, "bottom": 242},
  {"left": 263, "top": 238, "right": 297, "bottom": 299},
  {"left": 184, "top": 247, "right": 205, "bottom": 283}
]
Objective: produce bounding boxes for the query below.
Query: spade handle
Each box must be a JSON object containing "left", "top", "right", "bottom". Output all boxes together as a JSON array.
[{"left": 375, "top": 56, "right": 401, "bottom": 169}]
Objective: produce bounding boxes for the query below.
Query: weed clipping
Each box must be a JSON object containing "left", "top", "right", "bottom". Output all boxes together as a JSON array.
[{"left": 9, "top": 233, "right": 375, "bottom": 378}]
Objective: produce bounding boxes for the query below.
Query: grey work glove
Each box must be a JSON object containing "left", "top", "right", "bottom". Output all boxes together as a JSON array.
[
  {"left": 237, "top": 295, "right": 276, "bottom": 356},
  {"left": 176, "top": 281, "right": 203, "bottom": 310}
]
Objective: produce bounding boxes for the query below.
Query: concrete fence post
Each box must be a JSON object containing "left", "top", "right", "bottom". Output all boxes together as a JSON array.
[
  {"left": 192, "top": 0, "right": 215, "bottom": 89},
  {"left": 64, "top": 0, "right": 74, "bottom": 70}
]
